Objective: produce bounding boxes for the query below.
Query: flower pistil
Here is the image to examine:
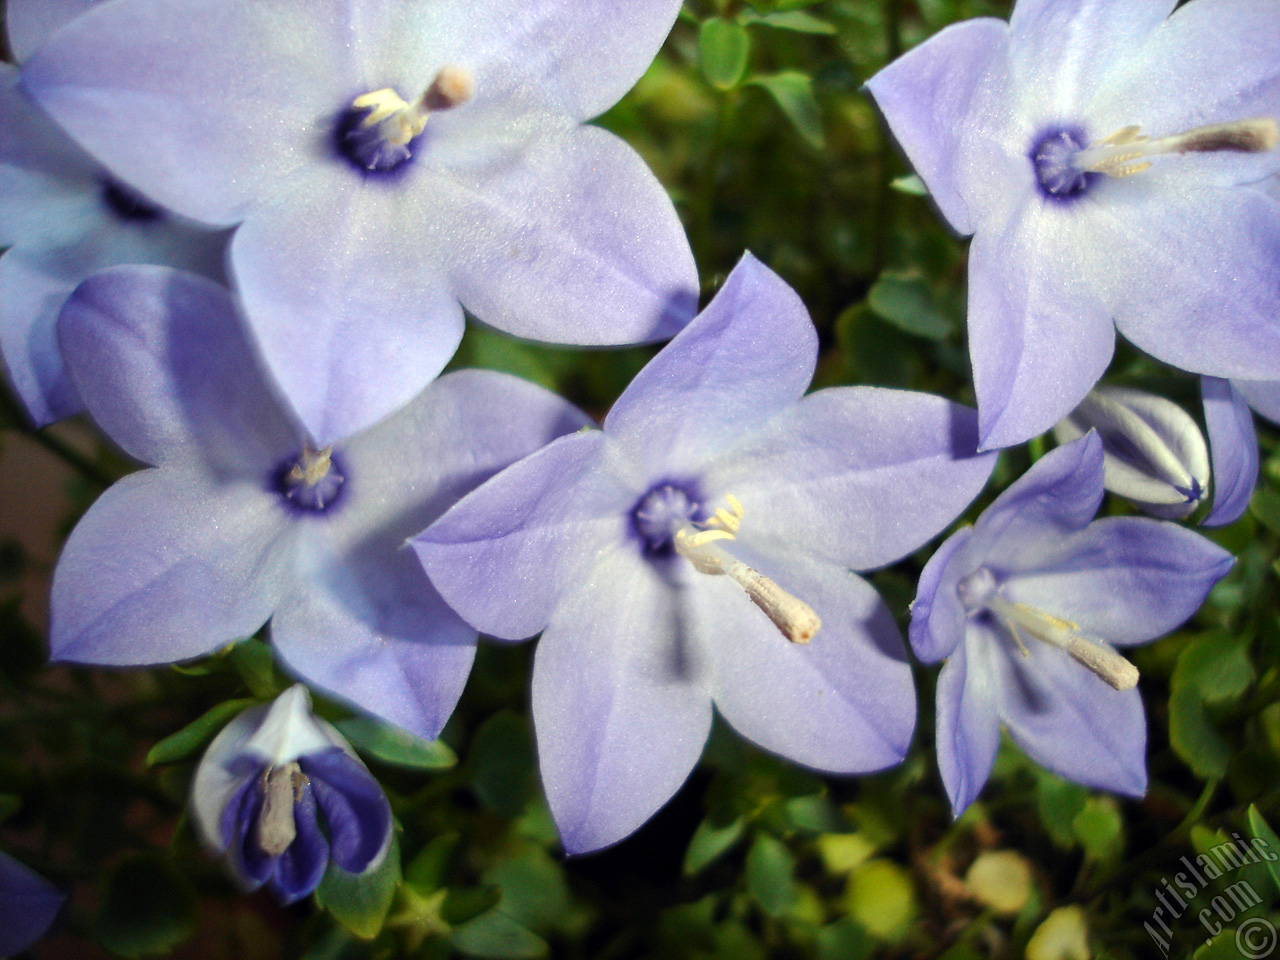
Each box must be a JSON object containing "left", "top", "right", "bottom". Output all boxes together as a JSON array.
[
  {"left": 1074, "top": 118, "right": 1278, "bottom": 179},
  {"left": 673, "top": 494, "right": 821, "bottom": 644}
]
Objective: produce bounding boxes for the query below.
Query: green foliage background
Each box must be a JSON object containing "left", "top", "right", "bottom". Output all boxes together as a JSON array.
[{"left": 3, "top": 1, "right": 1279, "bottom": 958}]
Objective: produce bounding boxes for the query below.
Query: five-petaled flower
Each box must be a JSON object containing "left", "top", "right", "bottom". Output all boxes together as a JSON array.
[
  {"left": 49, "top": 265, "right": 590, "bottom": 740},
  {"left": 909, "top": 433, "right": 1234, "bottom": 816},
  {"left": 22, "top": 0, "right": 698, "bottom": 445},
  {"left": 415, "top": 254, "right": 997, "bottom": 853},
  {"left": 192, "top": 685, "right": 393, "bottom": 904},
  {"left": 867, "top": 0, "right": 1280, "bottom": 450}
]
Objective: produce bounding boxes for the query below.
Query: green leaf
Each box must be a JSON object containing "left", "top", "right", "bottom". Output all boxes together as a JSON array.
[
  {"left": 404, "top": 832, "right": 461, "bottom": 894},
  {"left": 1252, "top": 487, "right": 1280, "bottom": 536},
  {"left": 699, "top": 18, "right": 751, "bottom": 90},
  {"left": 761, "top": 10, "right": 835, "bottom": 33},
  {"left": 1248, "top": 805, "right": 1280, "bottom": 895},
  {"left": 748, "top": 72, "right": 824, "bottom": 148},
  {"left": 483, "top": 848, "right": 574, "bottom": 936},
  {"left": 1036, "top": 774, "right": 1088, "bottom": 848},
  {"left": 443, "top": 886, "right": 504, "bottom": 926},
  {"left": 229, "top": 637, "right": 280, "bottom": 698},
  {"left": 817, "top": 919, "right": 873, "bottom": 960},
  {"left": 450, "top": 911, "right": 548, "bottom": 960},
  {"left": 867, "top": 272, "right": 955, "bottom": 340},
  {"left": 1072, "top": 798, "right": 1124, "bottom": 861},
  {"left": 94, "top": 853, "right": 198, "bottom": 958},
  {"left": 0, "top": 793, "right": 21, "bottom": 822},
  {"left": 844, "top": 859, "right": 915, "bottom": 941},
  {"left": 684, "top": 815, "right": 746, "bottom": 875},
  {"left": 1171, "top": 632, "right": 1255, "bottom": 777},
  {"left": 314, "top": 833, "right": 401, "bottom": 940},
  {"left": 147, "top": 698, "right": 255, "bottom": 767},
  {"left": 470, "top": 712, "right": 536, "bottom": 818},
  {"left": 333, "top": 716, "right": 457, "bottom": 771},
  {"left": 746, "top": 833, "right": 796, "bottom": 917},
  {"left": 890, "top": 174, "right": 928, "bottom": 196}
]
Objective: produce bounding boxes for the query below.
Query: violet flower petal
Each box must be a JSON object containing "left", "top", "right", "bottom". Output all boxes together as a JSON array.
[
  {"left": 909, "top": 526, "right": 975, "bottom": 665},
  {"left": 604, "top": 253, "right": 818, "bottom": 474},
  {"left": 704, "top": 387, "right": 994, "bottom": 570},
  {"left": 1203, "top": 376, "right": 1260, "bottom": 527},
  {"left": 935, "top": 635, "right": 1002, "bottom": 818},
  {"left": 968, "top": 431, "right": 1106, "bottom": 571},
  {"left": 438, "top": 126, "right": 696, "bottom": 347},
  {"left": 1237, "top": 379, "right": 1280, "bottom": 424},
  {"left": 415, "top": 430, "right": 636, "bottom": 642},
  {"left": 300, "top": 748, "right": 392, "bottom": 875},
  {"left": 968, "top": 208, "right": 1116, "bottom": 450},
  {"left": 20, "top": 0, "right": 359, "bottom": 226},
  {"left": 1106, "top": 188, "right": 1280, "bottom": 382},
  {"left": 58, "top": 266, "right": 300, "bottom": 471},
  {"left": 700, "top": 547, "right": 914, "bottom": 773},
  {"left": 228, "top": 174, "right": 464, "bottom": 447},
  {"left": 6, "top": 0, "right": 99, "bottom": 61},
  {"left": 1007, "top": 0, "right": 1176, "bottom": 113},
  {"left": 49, "top": 468, "right": 298, "bottom": 664},
  {"left": 532, "top": 546, "right": 712, "bottom": 855},
  {"left": 997, "top": 637, "right": 1147, "bottom": 798},
  {"left": 1003, "top": 517, "right": 1234, "bottom": 645},
  {"left": 394, "top": 0, "right": 683, "bottom": 123},
  {"left": 273, "top": 550, "right": 477, "bottom": 743},
  {"left": 863, "top": 18, "right": 1011, "bottom": 236},
  {"left": 271, "top": 779, "right": 329, "bottom": 904},
  {"left": 0, "top": 851, "right": 64, "bottom": 957}
]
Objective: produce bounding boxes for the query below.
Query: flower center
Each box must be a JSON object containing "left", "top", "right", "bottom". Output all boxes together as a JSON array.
[
  {"left": 958, "top": 568, "right": 1137, "bottom": 690},
  {"left": 672, "top": 494, "right": 821, "bottom": 645},
  {"left": 101, "top": 178, "right": 163, "bottom": 222},
  {"left": 255, "top": 762, "right": 306, "bottom": 857},
  {"left": 275, "top": 446, "right": 346, "bottom": 514},
  {"left": 1032, "top": 118, "right": 1278, "bottom": 201},
  {"left": 632, "top": 483, "right": 700, "bottom": 553},
  {"left": 337, "top": 66, "right": 475, "bottom": 174}
]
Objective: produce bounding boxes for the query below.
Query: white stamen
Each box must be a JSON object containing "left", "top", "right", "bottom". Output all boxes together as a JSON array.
[
  {"left": 351, "top": 65, "right": 475, "bottom": 148},
  {"left": 256, "top": 762, "right": 305, "bottom": 856},
  {"left": 1076, "top": 118, "right": 1279, "bottom": 177},
  {"left": 985, "top": 596, "right": 1138, "bottom": 691},
  {"left": 673, "top": 495, "right": 820, "bottom": 644}
]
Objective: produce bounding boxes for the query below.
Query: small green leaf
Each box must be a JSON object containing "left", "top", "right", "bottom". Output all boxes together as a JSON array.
[
  {"left": 1248, "top": 805, "right": 1280, "bottom": 895},
  {"left": 844, "top": 859, "right": 915, "bottom": 941},
  {"left": 890, "top": 174, "right": 928, "bottom": 196},
  {"left": 229, "top": 637, "right": 280, "bottom": 698},
  {"left": 147, "top": 698, "right": 255, "bottom": 767},
  {"left": 0, "top": 793, "right": 21, "bottom": 822},
  {"left": 314, "top": 833, "right": 401, "bottom": 940},
  {"left": 333, "top": 716, "right": 457, "bottom": 771},
  {"left": 699, "top": 18, "right": 751, "bottom": 90},
  {"left": 470, "top": 712, "right": 536, "bottom": 818},
  {"left": 684, "top": 815, "right": 746, "bottom": 875},
  {"left": 748, "top": 71, "right": 824, "bottom": 148},
  {"left": 867, "top": 272, "right": 955, "bottom": 340},
  {"left": 94, "top": 853, "right": 198, "bottom": 958},
  {"left": 404, "top": 832, "right": 461, "bottom": 894},
  {"left": 1072, "top": 797, "right": 1124, "bottom": 861},
  {"left": 1036, "top": 774, "right": 1088, "bottom": 848},
  {"left": 443, "top": 886, "right": 504, "bottom": 927},
  {"left": 753, "top": 10, "right": 836, "bottom": 33},
  {"left": 1252, "top": 487, "right": 1280, "bottom": 536},
  {"left": 816, "top": 919, "right": 873, "bottom": 960},
  {"left": 746, "top": 833, "right": 797, "bottom": 917},
  {"left": 450, "top": 911, "right": 548, "bottom": 960},
  {"left": 483, "top": 848, "right": 574, "bottom": 936},
  {"left": 1171, "top": 632, "right": 1255, "bottom": 778}
]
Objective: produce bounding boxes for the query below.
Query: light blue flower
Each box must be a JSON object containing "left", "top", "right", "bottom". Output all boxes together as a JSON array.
[
  {"left": 192, "top": 685, "right": 392, "bottom": 904},
  {"left": 49, "top": 265, "right": 589, "bottom": 739},
  {"left": 0, "top": 850, "right": 64, "bottom": 956},
  {"left": 910, "top": 433, "right": 1234, "bottom": 815},
  {"left": 23, "top": 0, "right": 698, "bottom": 444},
  {"left": 416, "top": 254, "right": 997, "bottom": 852},
  {"left": 867, "top": 0, "right": 1280, "bottom": 449}
]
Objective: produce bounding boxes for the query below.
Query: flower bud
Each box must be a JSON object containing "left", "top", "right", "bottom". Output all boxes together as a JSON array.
[
  {"left": 1054, "top": 387, "right": 1208, "bottom": 519},
  {"left": 191, "top": 686, "right": 392, "bottom": 904}
]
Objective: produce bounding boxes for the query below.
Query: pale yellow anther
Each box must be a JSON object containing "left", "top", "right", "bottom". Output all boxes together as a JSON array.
[
  {"left": 987, "top": 597, "right": 1137, "bottom": 691},
  {"left": 351, "top": 66, "right": 475, "bottom": 150},
  {"left": 1076, "top": 117, "right": 1278, "bottom": 179},
  {"left": 288, "top": 446, "right": 334, "bottom": 487},
  {"left": 671, "top": 495, "right": 821, "bottom": 644}
]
